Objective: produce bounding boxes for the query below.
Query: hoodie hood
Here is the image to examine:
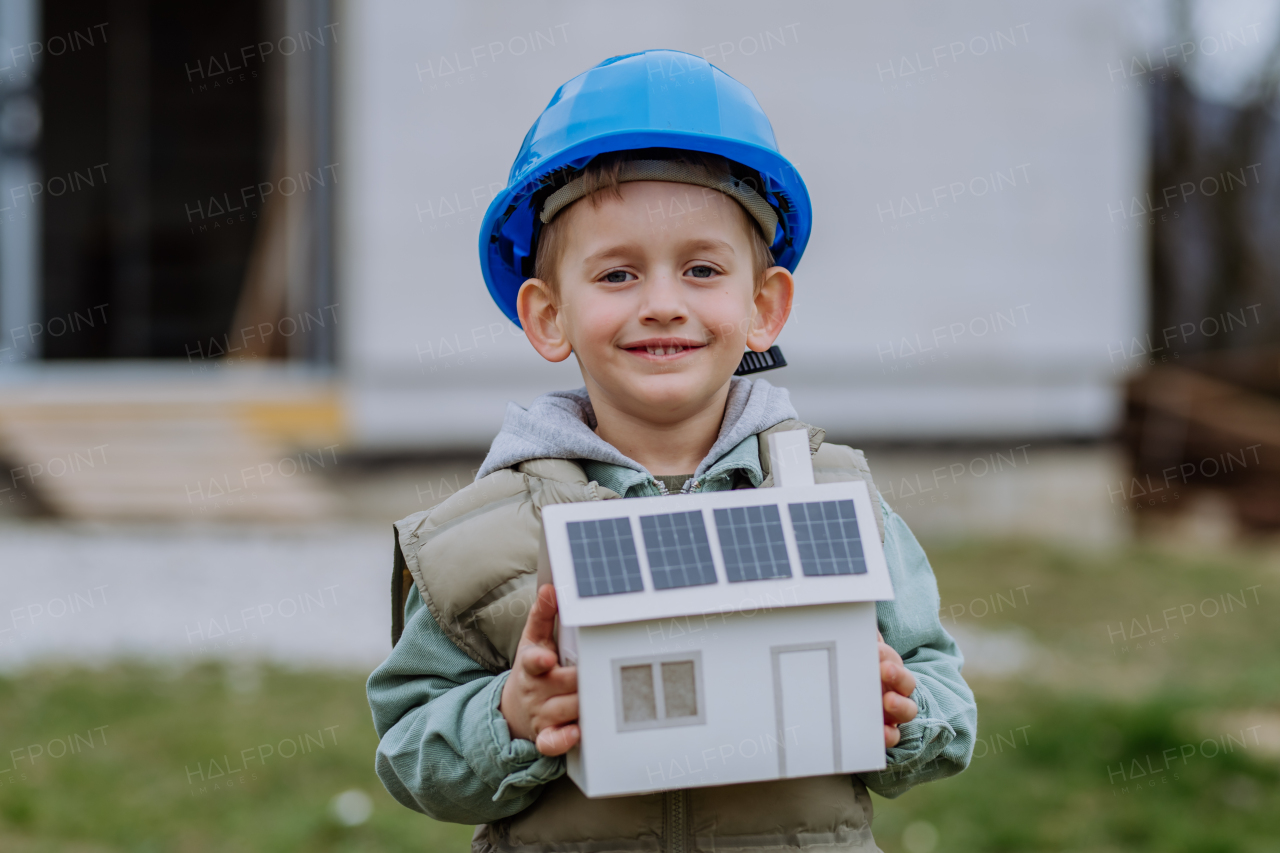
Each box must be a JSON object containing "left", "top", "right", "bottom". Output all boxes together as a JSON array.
[{"left": 475, "top": 376, "right": 799, "bottom": 481}]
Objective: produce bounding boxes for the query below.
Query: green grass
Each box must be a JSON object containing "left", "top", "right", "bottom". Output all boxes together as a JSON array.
[
  {"left": 876, "top": 537, "right": 1280, "bottom": 853},
  {"left": 0, "top": 663, "right": 473, "bottom": 852},
  {"left": 1, "top": 538, "right": 1277, "bottom": 851},
  {"left": 872, "top": 689, "right": 1280, "bottom": 853}
]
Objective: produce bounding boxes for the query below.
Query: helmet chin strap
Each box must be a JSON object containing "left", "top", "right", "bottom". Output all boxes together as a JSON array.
[{"left": 734, "top": 346, "right": 786, "bottom": 376}]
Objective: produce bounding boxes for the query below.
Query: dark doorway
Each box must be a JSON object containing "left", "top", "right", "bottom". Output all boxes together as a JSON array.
[{"left": 39, "top": 0, "right": 268, "bottom": 359}]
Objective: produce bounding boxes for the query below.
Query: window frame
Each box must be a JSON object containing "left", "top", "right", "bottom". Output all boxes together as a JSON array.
[{"left": 611, "top": 650, "right": 707, "bottom": 732}]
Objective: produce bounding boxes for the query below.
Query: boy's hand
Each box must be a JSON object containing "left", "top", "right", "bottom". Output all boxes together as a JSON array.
[
  {"left": 878, "top": 630, "right": 918, "bottom": 748},
  {"left": 499, "top": 583, "right": 580, "bottom": 756}
]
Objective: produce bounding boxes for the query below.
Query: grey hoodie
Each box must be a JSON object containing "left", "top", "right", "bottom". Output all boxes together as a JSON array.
[{"left": 475, "top": 376, "right": 799, "bottom": 481}]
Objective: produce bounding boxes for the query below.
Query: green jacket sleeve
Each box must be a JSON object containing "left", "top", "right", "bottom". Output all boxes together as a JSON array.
[
  {"left": 366, "top": 585, "right": 566, "bottom": 824},
  {"left": 856, "top": 501, "right": 978, "bottom": 798}
]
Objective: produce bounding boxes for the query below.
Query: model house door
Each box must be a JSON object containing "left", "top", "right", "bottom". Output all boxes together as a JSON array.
[{"left": 773, "top": 644, "right": 841, "bottom": 777}]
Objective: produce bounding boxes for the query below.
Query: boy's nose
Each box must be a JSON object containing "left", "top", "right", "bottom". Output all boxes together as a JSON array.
[{"left": 638, "top": 272, "right": 688, "bottom": 325}]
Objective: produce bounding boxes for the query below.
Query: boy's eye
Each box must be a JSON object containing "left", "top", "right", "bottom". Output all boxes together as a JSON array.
[
  {"left": 602, "top": 270, "right": 634, "bottom": 283},
  {"left": 686, "top": 265, "right": 717, "bottom": 279}
]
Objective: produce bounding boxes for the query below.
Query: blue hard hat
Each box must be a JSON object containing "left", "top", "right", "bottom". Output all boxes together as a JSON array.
[{"left": 478, "top": 49, "right": 812, "bottom": 327}]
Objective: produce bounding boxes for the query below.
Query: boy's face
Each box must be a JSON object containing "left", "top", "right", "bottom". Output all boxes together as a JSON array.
[{"left": 517, "top": 180, "right": 792, "bottom": 426}]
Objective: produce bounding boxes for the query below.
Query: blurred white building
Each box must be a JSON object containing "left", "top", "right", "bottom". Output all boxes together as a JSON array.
[
  {"left": 338, "top": 0, "right": 1146, "bottom": 450},
  {"left": 0, "top": 0, "right": 1151, "bottom": 497}
]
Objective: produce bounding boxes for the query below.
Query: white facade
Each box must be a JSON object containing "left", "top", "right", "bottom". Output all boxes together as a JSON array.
[
  {"left": 337, "top": 0, "right": 1146, "bottom": 449},
  {"left": 570, "top": 603, "right": 883, "bottom": 798}
]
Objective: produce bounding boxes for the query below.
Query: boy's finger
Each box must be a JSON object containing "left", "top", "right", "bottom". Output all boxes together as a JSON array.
[
  {"left": 543, "top": 664, "right": 578, "bottom": 694},
  {"left": 536, "top": 722, "right": 580, "bottom": 756},
  {"left": 883, "top": 691, "right": 918, "bottom": 724},
  {"left": 884, "top": 723, "right": 901, "bottom": 749},
  {"left": 537, "top": 692, "right": 580, "bottom": 726},
  {"left": 878, "top": 640, "right": 903, "bottom": 668},
  {"left": 880, "top": 659, "right": 915, "bottom": 697},
  {"left": 520, "top": 645, "right": 558, "bottom": 676},
  {"left": 521, "top": 584, "right": 559, "bottom": 648}
]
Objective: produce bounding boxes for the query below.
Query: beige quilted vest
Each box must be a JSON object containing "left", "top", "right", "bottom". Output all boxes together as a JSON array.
[{"left": 391, "top": 419, "right": 887, "bottom": 853}]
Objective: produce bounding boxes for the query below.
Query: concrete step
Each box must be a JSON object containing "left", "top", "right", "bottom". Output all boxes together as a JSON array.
[{"left": 0, "top": 367, "right": 345, "bottom": 521}]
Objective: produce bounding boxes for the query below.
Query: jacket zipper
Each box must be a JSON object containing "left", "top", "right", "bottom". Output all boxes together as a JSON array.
[
  {"left": 652, "top": 477, "right": 704, "bottom": 496},
  {"left": 664, "top": 789, "right": 688, "bottom": 853}
]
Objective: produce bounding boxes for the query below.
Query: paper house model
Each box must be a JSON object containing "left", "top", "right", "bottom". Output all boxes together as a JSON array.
[{"left": 540, "top": 431, "right": 896, "bottom": 798}]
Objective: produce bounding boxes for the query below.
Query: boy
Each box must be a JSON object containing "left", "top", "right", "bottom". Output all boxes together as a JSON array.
[{"left": 368, "top": 50, "right": 976, "bottom": 852}]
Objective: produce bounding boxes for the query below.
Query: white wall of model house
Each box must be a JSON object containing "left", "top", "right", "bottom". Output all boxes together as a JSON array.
[
  {"left": 338, "top": 0, "right": 1145, "bottom": 449},
  {"left": 568, "top": 603, "right": 883, "bottom": 797},
  {"left": 544, "top": 431, "right": 894, "bottom": 797}
]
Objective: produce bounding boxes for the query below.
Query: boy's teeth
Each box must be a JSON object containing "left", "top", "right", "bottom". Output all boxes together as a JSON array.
[{"left": 646, "top": 345, "right": 683, "bottom": 355}]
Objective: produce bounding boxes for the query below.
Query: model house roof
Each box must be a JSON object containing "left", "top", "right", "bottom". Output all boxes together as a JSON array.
[{"left": 543, "top": 478, "right": 895, "bottom": 627}]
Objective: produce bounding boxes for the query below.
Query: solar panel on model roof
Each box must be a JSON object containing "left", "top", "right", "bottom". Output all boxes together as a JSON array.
[
  {"left": 640, "top": 511, "right": 718, "bottom": 590},
  {"left": 789, "top": 500, "right": 866, "bottom": 576},
  {"left": 567, "top": 517, "right": 644, "bottom": 597},
  {"left": 713, "top": 505, "right": 792, "bottom": 582},
  {"left": 563, "top": 499, "right": 872, "bottom": 600}
]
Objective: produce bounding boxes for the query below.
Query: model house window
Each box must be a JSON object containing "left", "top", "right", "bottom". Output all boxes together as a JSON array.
[{"left": 613, "top": 653, "right": 705, "bottom": 731}]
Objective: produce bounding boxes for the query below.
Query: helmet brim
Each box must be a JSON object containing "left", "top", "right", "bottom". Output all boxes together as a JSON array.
[{"left": 478, "top": 129, "right": 812, "bottom": 328}]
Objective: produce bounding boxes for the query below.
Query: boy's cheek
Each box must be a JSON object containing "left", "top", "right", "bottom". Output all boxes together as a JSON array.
[{"left": 560, "top": 304, "right": 629, "bottom": 352}]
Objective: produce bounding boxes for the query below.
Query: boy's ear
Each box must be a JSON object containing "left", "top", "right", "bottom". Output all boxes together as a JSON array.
[
  {"left": 746, "top": 266, "right": 794, "bottom": 352},
  {"left": 517, "top": 278, "right": 574, "bottom": 362}
]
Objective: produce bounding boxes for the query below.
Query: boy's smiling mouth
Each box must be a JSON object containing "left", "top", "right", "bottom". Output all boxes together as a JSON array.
[{"left": 620, "top": 337, "right": 707, "bottom": 361}]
